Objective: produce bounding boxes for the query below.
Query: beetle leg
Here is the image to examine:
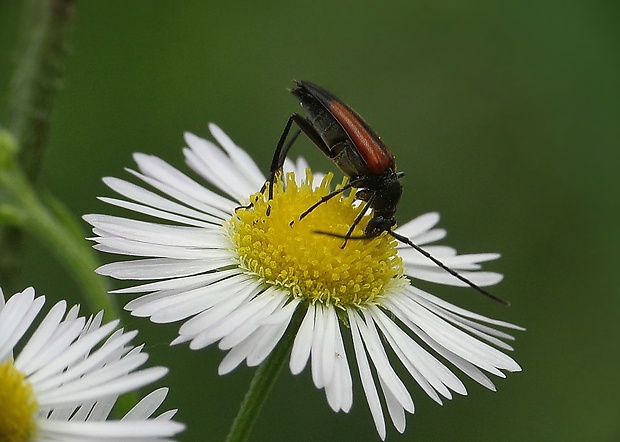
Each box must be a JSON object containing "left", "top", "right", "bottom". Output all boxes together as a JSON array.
[
  {"left": 264, "top": 115, "right": 298, "bottom": 202},
  {"left": 237, "top": 118, "right": 301, "bottom": 214},
  {"left": 310, "top": 196, "right": 374, "bottom": 247},
  {"left": 339, "top": 196, "right": 374, "bottom": 248},
  {"left": 297, "top": 176, "right": 366, "bottom": 222},
  {"left": 266, "top": 114, "right": 335, "bottom": 200}
]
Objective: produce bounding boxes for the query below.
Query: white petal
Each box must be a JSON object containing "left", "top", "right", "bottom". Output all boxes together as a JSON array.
[
  {"left": 97, "top": 257, "right": 233, "bottom": 280},
  {"left": 0, "top": 289, "right": 45, "bottom": 362},
  {"left": 37, "top": 417, "right": 184, "bottom": 439},
  {"left": 218, "top": 330, "right": 262, "bottom": 375},
  {"left": 246, "top": 320, "right": 291, "bottom": 367},
  {"left": 131, "top": 273, "right": 252, "bottom": 322},
  {"left": 290, "top": 304, "right": 316, "bottom": 375},
  {"left": 208, "top": 124, "right": 266, "bottom": 186},
  {"left": 209, "top": 124, "right": 265, "bottom": 189},
  {"left": 258, "top": 298, "right": 300, "bottom": 326},
  {"left": 416, "top": 296, "right": 517, "bottom": 350},
  {"left": 217, "top": 305, "right": 296, "bottom": 374},
  {"left": 371, "top": 304, "right": 465, "bottom": 400},
  {"left": 183, "top": 284, "right": 260, "bottom": 337},
  {"left": 348, "top": 310, "right": 386, "bottom": 440},
  {"left": 400, "top": 248, "right": 500, "bottom": 270},
  {"left": 399, "top": 228, "right": 447, "bottom": 246},
  {"left": 187, "top": 288, "right": 280, "bottom": 349},
  {"left": 218, "top": 293, "right": 288, "bottom": 350},
  {"left": 394, "top": 212, "right": 440, "bottom": 239},
  {"left": 111, "top": 271, "right": 237, "bottom": 294},
  {"left": 82, "top": 399, "right": 114, "bottom": 422},
  {"left": 184, "top": 129, "right": 263, "bottom": 201},
  {"left": 324, "top": 324, "right": 353, "bottom": 412},
  {"left": 380, "top": 376, "right": 407, "bottom": 433},
  {"left": 87, "top": 214, "right": 222, "bottom": 246},
  {"left": 405, "top": 266, "right": 503, "bottom": 287},
  {"left": 391, "top": 293, "right": 521, "bottom": 373},
  {"left": 101, "top": 175, "right": 225, "bottom": 224},
  {"left": 409, "top": 287, "right": 524, "bottom": 330},
  {"left": 131, "top": 154, "right": 235, "bottom": 214},
  {"left": 94, "top": 239, "right": 209, "bottom": 259},
  {"left": 311, "top": 305, "right": 327, "bottom": 388},
  {"left": 27, "top": 320, "right": 121, "bottom": 386},
  {"left": 320, "top": 306, "right": 338, "bottom": 387},
  {"left": 40, "top": 365, "right": 168, "bottom": 407},
  {"left": 34, "top": 329, "right": 137, "bottom": 393},
  {"left": 360, "top": 310, "right": 414, "bottom": 413},
  {"left": 123, "top": 387, "right": 170, "bottom": 420},
  {"left": 20, "top": 316, "right": 86, "bottom": 377}
]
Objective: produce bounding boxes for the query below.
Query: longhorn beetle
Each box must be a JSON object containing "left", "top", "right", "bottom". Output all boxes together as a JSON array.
[{"left": 262, "top": 80, "right": 508, "bottom": 305}]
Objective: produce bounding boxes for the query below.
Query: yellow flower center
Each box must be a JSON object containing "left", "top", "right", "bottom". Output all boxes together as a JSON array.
[
  {"left": 0, "top": 360, "right": 38, "bottom": 442},
  {"left": 227, "top": 171, "right": 405, "bottom": 308}
]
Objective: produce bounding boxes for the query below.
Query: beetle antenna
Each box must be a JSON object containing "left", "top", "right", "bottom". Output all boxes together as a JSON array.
[
  {"left": 314, "top": 229, "right": 510, "bottom": 306},
  {"left": 388, "top": 230, "right": 510, "bottom": 306}
]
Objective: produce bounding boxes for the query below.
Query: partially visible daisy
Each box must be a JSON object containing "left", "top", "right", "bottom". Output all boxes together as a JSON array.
[
  {"left": 84, "top": 124, "right": 523, "bottom": 439},
  {"left": 0, "top": 287, "right": 185, "bottom": 441}
]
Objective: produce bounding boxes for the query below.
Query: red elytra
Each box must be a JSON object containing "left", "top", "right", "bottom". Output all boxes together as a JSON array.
[
  {"left": 298, "top": 80, "right": 395, "bottom": 176},
  {"left": 327, "top": 99, "right": 394, "bottom": 175}
]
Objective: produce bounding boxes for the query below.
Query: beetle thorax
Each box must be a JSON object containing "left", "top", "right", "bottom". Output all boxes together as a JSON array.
[{"left": 360, "top": 169, "right": 403, "bottom": 237}]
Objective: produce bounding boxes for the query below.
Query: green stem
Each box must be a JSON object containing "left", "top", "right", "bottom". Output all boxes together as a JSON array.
[
  {"left": 10, "top": 0, "right": 75, "bottom": 175},
  {"left": 1, "top": 0, "right": 76, "bottom": 287},
  {"left": 0, "top": 134, "right": 117, "bottom": 320},
  {"left": 0, "top": 135, "right": 135, "bottom": 413},
  {"left": 225, "top": 311, "right": 303, "bottom": 442}
]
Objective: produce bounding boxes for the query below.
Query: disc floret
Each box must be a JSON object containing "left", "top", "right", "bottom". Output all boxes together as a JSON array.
[{"left": 227, "top": 172, "right": 405, "bottom": 308}]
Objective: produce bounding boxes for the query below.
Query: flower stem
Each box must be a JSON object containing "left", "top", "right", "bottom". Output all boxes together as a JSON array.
[
  {"left": 1, "top": 0, "right": 76, "bottom": 286},
  {"left": 0, "top": 132, "right": 118, "bottom": 321},
  {"left": 225, "top": 310, "right": 303, "bottom": 442}
]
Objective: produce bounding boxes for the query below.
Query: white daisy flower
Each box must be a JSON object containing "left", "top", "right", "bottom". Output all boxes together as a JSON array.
[
  {"left": 0, "top": 287, "right": 185, "bottom": 442},
  {"left": 84, "top": 123, "right": 523, "bottom": 439}
]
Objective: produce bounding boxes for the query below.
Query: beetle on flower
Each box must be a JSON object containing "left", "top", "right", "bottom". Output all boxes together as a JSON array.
[{"left": 85, "top": 119, "right": 523, "bottom": 439}]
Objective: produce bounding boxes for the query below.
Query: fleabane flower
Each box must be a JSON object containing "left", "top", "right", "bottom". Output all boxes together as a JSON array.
[
  {"left": 84, "top": 123, "right": 523, "bottom": 439},
  {"left": 0, "top": 287, "right": 184, "bottom": 442}
]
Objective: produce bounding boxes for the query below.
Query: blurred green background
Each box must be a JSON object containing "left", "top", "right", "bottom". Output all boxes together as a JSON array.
[{"left": 1, "top": 1, "right": 618, "bottom": 441}]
